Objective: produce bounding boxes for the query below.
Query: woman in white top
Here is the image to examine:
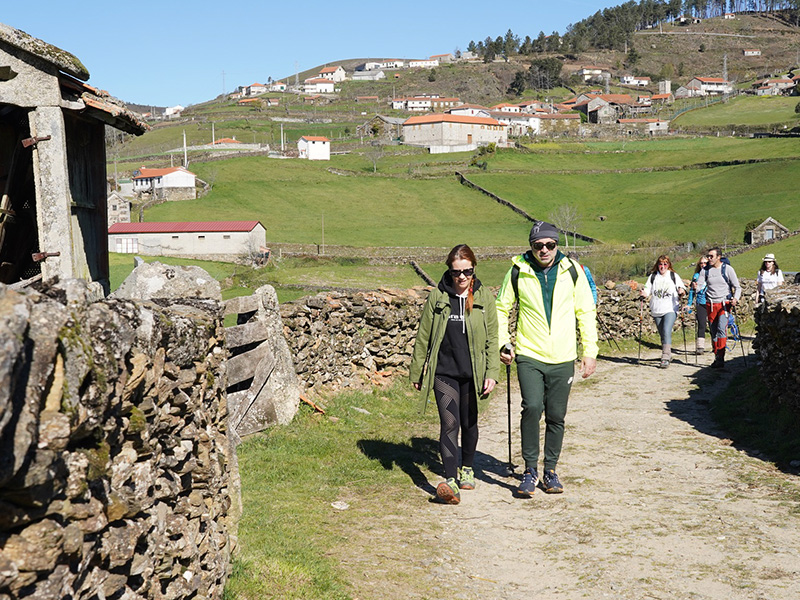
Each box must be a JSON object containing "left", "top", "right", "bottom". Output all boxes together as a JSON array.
[
  {"left": 757, "top": 253, "right": 784, "bottom": 302},
  {"left": 641, "top": 254, "right": 687, "bottom": 368}
]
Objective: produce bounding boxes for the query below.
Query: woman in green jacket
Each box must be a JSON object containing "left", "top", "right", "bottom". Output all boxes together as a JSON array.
[{"left": 409, "top": 244, "right": 500, "bottom": 505}]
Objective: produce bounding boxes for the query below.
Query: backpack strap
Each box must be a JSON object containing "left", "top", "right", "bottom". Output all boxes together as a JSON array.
[{"left": 512, "top": 257, "right": 579, "bottom": 305}]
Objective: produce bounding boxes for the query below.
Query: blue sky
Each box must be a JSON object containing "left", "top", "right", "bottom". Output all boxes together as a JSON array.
[{"left": 5, "top": 0, "right": 617, "bottom": 107}]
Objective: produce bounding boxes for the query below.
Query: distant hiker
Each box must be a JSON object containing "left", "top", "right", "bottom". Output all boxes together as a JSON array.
[
  {"left": 687, "top": 254, "right": 709, "bottom": 355},
  {"left": 496, "top": 222, "right": 597, "bottom": 497},
  {"left": 757, "top": 253, "right": 784, "bottom": 303},
  {"left": 641, "top": 255, "right": 686, "bottom": 368},
  {"left": 568, "top": 252, "right": 598, "bottom": 304},
  {"left": 695, "top": 247, "right": 742, "bottom": 369},
  {"left": 409, "top": 244, "right": 499, "bottom": 505}
]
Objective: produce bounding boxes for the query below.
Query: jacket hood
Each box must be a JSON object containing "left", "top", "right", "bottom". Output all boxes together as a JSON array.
[{"left": 438, "top": 271, "right": 483, "bottom": 295}]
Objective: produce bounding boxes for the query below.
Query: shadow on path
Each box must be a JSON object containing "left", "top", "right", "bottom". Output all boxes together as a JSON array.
[{"left": 357, "top": 437, "right": 440, "bottom": 495}]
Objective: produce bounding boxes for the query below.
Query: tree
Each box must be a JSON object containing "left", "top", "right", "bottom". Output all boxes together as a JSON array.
[
  {"left": 428, "top": 68, "right": 437, "bottom": 82},
  {"left": 528, "top": 57, "right": 564, "bottom": 89},
  {"left": 467, "top": 40, "right": 476, "bottom": 53},
  {"left": 549, "top": 204, "right": 581, "bottom": 251},
  {"left": 365, "top": 144, "right": 384, "bottom": 173},
  {"left": 508, "top": 71, "right": 527, "bottom": 96},
  {"left": 627, "top": 46, "right": 640, "bottom": 65}
]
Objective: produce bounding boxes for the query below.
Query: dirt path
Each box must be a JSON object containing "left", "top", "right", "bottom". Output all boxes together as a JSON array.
[{"left": 408, "top": 347, "right": 800, "bottom": 600}]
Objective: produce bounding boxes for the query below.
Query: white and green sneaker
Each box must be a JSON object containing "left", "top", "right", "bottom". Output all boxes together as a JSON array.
[
  {"left": 459, "top": 466, "right": 476, "bottom": 490},
  {"left": 436, "top": 477, "right": 461, "bottom": 504}
]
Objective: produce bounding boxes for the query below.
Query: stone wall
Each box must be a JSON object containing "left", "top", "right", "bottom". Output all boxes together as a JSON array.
[
  {"left": 0, "top": 279, "right": 236, "bottom": 599},
  {"left": 280, "top": 279, "right": 758, "bottom": 395},
  {"left": 753, "top": 284, "right": 800, "bottom": 419}
]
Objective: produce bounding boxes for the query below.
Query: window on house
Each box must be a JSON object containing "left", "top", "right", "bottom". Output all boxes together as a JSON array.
[
  {"left": 223, "top": 235, "right": 231, "bottom": 239},
  {"left": 172, "top": 235, "right": 179, "bottom": 239},
  {"left": 765, "top": 228, "right": 774, "bottom": 240},
  {"left": 198, "top": 235, "right": 205, "bottom": 240}
]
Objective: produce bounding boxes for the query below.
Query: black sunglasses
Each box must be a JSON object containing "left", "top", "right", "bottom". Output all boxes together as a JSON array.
[
  {"left": 532, "top": 241, "right": 557, "bottom": 251},
  {"left": 450, "top": 268, "right": 474, "bottom": 278}
]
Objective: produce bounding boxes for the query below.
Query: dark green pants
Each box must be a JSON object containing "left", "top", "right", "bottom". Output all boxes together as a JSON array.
[{"left": 516, "top": 355, "right": 574, "bottom": 472}]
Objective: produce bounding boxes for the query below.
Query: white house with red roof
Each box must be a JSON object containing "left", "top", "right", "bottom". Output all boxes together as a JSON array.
[
  {"left": 402, "top": 114, "right": 507, "bottom": 153},
  {"left": 269, "top": 81, "right": 288, "bottom": 92},
  {"left": 246, "top": 82, "right": 267, "bottom": 96},
  {"left": 408, "top": 59, "right": 439, "bottom": 68},
  {"left": 318, "top": 66, "right": 346, "bottom": 82},
  {"left": 447, "top": 103, "right": 491, "bottom": 118},
  {"left": 752, "top": 77, "right": 796, "bottom": 95},
  {"left": 297, "top": 136, "right": 330, "bottom": 160},
  {"left": 132, "top": 166, "right": 196, "bottom": 200},
  {"left": 575, "top": 66, "right": 610, "bottom": 81},
  {"left": 303, "top": 78, "right": 335, "bottom": 94},
  {"left": 620, "top": 75, "right": 651, "bottom": 86},
  {"left": 108, "top": 221, "right": 266, "bottom": 258}
]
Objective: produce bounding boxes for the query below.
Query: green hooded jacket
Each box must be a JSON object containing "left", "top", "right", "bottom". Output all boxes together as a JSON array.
[{"left": 408, "top": 276, "right": 500, "bottom": 411}]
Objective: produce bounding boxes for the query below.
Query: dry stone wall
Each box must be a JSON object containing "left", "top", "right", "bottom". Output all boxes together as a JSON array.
[
  {"left": 280, "top": 280, "right": 758, "bottom": 395},
  {"left": 0, "top": 279, "right": 236, "bottom": 600},
  {"left": 753, "top": 284, "right": 800, "bottom": 420}
]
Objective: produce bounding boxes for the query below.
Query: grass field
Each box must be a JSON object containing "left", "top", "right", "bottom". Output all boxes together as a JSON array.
[{"left": 672, "top": 95, "right": 800, "bottom": 128}]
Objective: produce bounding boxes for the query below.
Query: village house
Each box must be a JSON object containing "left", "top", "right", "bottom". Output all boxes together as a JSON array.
[
  {"left": 0, "top": 21, "right": 147, "bottom": 292},
  {"left": 132, "top": 166, "right": 197, "bottom": 201},
  {"left": 575, "top": 66, "right": 610, "bottom": 82},
  {"left": 269, "top": 81, "right": 288, "bottom": 92},
  {"left": 379, "top": 60, "right": 404, "bottom": 69},
  {"left": 297, "top": 136, "right": 330, "bottom": 160},
  {"left": 574, "top": 93, "right": 637, "bottom": 124},
  {"left": 107, "top": 191, "right": 131, "bottom": 227},
  {"left": 351, "top": 70, "right": 386, "bottom": 81},
  {"left": 618, "top": 118, "right": 670, "bottom": 135},
  {"left": 651, "top": 92, "right": 675, "bottom": 104},
  {"left": 535, "top": 113, "right": 582, "bottom": 136},
  {"left": 675, "top": 77, "right": 733, "bottom": 98},
  {"left": 753, "top": 78, "right": 795, "bottom": 95},
  {"left": 303, "top": 78, "right": 335, "bottom": 94},
  {"left": 402, "top": 113, "right": 507, "bottom": 154},
  {"left": 356, "top": 115, "right": 404, "bottom": 142},
  {"left": 163, "top": 105, "right": 185, "bottom": 119},
  {"left": 746, "top": 217, "right": 790, "bottom": 244},
  {"left": 743, "top": 49, "right": 761, "bottom": 57},
  {"left": 724, "top": 12, "right": 736, "bottom": 18},
  {"left": 246, "top": 82, "right": 267, "bottom": 96},
  {"left": 492, "top": 103, "right": 521, "bottom": 113},
  {"left": 108, "top": 220, "right": 267, "bottom": 259},
  {"left": 408, "top": 59, "right": 439, "bottom": 68},
  {"left": 620, "top": 75, "right": 651, "bottom": 87},
  {"left": 430, "top": 53, "right": 454, "bottom": 63},
  {"left": 318, "top": 66, "right": 346, "bottom": 82},
  {"left": 488, "top": 111, "right": 539, "bottom": 136},
  {"left": 447, "top": 104, "right": 492, "bottom": 118}
]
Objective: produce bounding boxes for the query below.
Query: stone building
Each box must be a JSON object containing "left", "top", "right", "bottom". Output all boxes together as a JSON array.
[
  {"left": 746, "top": 217, "right": 790, "bottom": 244},
  {"left": 0, "top": 21, "right": 147, "bottom": 294}
]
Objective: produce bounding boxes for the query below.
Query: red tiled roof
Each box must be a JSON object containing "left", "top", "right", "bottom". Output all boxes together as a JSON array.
[
  {"left": 301, "top": 136, "right": 330, "bottom": 142},
  {"left": 133, "top": 167, "right": 194, "bottom": 180},
  {"left": 694, "top": 77, "right": 729, "bottom": 83},
  {"left": 538, "top": 113, "right": 580, "bottom": 120},
  {"left": 213, "top": 138, "right": 241, "bottom": 144},
  {"left": 108, "top": 221, "right": 262, "bottom": 234},
  {"left": 651, "top": 93, "right": 672, "bottom": 100},
  {"left": 403, "top": 114, "right": 502, "bottom": 126},
  {"left": 319, "top": 66, "right": 340, "bottom": 73},
  {"left": 305, "top": 78, "right": 333, "bottom": 84}
]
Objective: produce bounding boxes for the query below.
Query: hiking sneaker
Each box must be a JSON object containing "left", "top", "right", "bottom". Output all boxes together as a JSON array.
[
  {"left": 517, "top": 467, "right": 538, "bottom": 497},
  {"left": 459, "top": 466, "right": 476, "bottom": 490},
  {"left": 542, "top": 470, "right": 564, "bottom": 494},
  {"left": 436, "top": 478, "right": 461, "bottom": 504},
  {"left": 659, "top": 358, "right": 670, "bottom": 369}
]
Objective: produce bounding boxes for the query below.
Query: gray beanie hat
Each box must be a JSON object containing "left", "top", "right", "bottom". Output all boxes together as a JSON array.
[{"left": 529, "top": 221, "right": 560, "bottom": 244}]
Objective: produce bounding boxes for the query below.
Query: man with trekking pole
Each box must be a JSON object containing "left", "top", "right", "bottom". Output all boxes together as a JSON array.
[
  {"left": 694, "top": 247, "right": 741, "bottom": 369},
  {"left": 496, "top": 222, "right": 598, "bottom": 497}
]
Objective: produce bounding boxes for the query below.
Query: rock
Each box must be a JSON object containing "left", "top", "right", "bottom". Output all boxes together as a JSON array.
[{"left": 111, "top": 261, "right": 222, "bottom": 301}]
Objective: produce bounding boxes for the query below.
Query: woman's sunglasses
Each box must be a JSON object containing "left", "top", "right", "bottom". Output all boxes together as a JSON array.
[
  {"left": 450, "top": 268, "right": 474, "bottom": 278},
  {"left": 532, "top": 241, "right": 557, "bottom": 251}
]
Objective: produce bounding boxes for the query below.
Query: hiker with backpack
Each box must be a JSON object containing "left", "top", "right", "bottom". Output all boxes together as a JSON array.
[
  {"left": 687, "top": 254, "right": 709, "bottom": 355},
  {"left": 409, "top": 244, "right": 500, "bottom": 505},
  {"left": 640, "top": 255, "right": 687, "bottom": 368},
  {"left": 496, "top": 222, "right": 597, "bottom": 498},
  {"left": 694, "top": 247, "right": 742, "bottom": 369}
]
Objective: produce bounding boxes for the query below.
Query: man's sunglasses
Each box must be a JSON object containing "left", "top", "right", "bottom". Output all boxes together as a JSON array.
[
  {"left": 450, "top": 268, "right": 474, "bottom": 278},
  {"left": 532, "top": 241, "right": 557, "bottom": 251}
]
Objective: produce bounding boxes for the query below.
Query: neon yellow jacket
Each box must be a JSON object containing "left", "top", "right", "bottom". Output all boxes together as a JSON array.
[{"left": 496, "top": 253, "right": 598, "bottom": 364}]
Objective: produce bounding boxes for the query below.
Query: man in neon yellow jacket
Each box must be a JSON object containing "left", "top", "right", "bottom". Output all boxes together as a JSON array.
[{"left": 496, "top": 222, "right": 598, "bottom": 497}]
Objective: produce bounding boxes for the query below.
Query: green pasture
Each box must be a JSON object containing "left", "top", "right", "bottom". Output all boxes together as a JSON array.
[
  {"left": 469, "top": 158, "right": 800, "bottom": 245},
  {"left": 144, "top": 155, "right": 530, "bottom": 247},
  {"left": 672, "top": 95, "right": 800, "bottom": 128}
]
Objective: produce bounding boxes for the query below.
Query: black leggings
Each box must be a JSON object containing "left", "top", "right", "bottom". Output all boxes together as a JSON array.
[
  {"left": 695, "top": 301, "right": 708, "bottom": 338},
  {"left": 433, "top": 375, "right": 478, "bottom": 480}
]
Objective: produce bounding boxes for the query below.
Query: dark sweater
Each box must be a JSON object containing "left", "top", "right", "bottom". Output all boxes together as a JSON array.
[{"left": 435, "top": 272, "right": 482, "bottom": 380}]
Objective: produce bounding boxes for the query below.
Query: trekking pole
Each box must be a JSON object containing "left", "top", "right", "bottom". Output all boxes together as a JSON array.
[
  {"left": 637, "top": 296, "right": 644, "bottom": 365},
  {"left": 694, "top": 305, "right": 699, "bottom": 366},
  {"left": 680, "top": 296, "right": 688, "bottom": 361},
  {"left": 501, "top": 344, "right": 516, "bottom": 476},
  {"left": 734, "top": 304, "right": 748, "bottom": 367},
  {"left": 597, "top": 313, "right": 622, "bottom": 352}
]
